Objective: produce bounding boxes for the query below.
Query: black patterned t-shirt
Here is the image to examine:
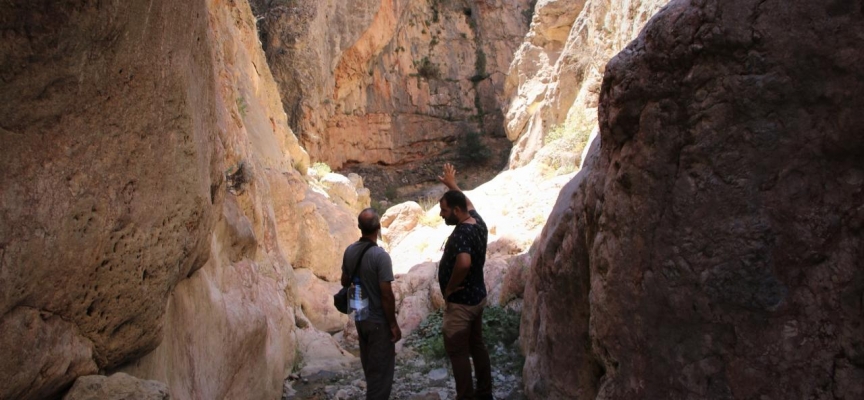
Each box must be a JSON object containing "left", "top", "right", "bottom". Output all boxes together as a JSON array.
[{"left": 438, "top": 210, "right": 488, "bottom": 305}]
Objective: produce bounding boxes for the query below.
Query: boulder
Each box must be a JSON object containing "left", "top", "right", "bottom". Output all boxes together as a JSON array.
[
  {"left": 0, "top": 308, "right": 98, "bottom": 400},
  {"left": 482, "top": 258, "right": 511, "bottom": 307},
  {"left": 320, "top": 173, "right": 362, "bottom": 214},
  {"left": 295, "top": 269, "right": 350, "bottom": 333},
  {"left": 295, "top": 327, "right": 357, "bottom": 376},
  {"left": 63, "top": 373, "right": 169, "bottom": 400},
  {"left": 381, "top": 201, "right": 424, "bottom": 246},
  {"left": 0, "top": 0, "right": 221, "bottom": 397},
  {"left": 521, "top": 0, "right": 864, "bottom": 398},
  {"left": 487, "top": 233, "right": 529, "bottom": 258}
]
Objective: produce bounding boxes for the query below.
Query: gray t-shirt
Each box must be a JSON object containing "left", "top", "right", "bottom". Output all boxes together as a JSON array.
[{"left": 341, "top": 240, "right": 394, "bottom": 324}]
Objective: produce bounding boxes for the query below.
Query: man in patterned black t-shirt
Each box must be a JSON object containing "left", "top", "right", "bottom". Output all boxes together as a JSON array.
[{"left": 436, "top": 163, "right": 492, "bottom": 400}]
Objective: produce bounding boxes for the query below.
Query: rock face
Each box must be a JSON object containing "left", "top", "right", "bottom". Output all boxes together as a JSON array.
[
  {"left": 521, "top": 0, "right": 864, "bottom": 398},
  {"left": 251, "top": 0, "right": 533, "bottom": 186},
  {"left": 0, "top": 1, "right": 221, "bottom": 398},
  {"left": 503, "top": 0, "right": 668, "bottom": 167},
  {"left": 0, "top": 1, "right": 365, "bottom": 399}
]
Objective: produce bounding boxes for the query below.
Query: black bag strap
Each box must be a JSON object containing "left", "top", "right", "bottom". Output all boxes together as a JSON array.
[{"left": 347, "top": 241, "right": 377, "bottom": 284}]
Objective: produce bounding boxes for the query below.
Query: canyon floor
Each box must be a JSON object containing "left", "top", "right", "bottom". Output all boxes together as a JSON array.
[{"left": 285, "top": 340, "right": 526, "bottom": 400}]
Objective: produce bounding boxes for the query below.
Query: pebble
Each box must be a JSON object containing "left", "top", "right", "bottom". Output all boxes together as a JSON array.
[{"left": 428, "top": 368, "right": 448, "bottom": 382}]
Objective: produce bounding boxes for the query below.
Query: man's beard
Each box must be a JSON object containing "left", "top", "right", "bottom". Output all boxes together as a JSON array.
[{"left": 444, "top": 214, "right": 460, "bottom": 225}]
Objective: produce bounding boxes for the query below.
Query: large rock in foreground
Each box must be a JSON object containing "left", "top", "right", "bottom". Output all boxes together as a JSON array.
[
  {"left": 522, "top": 0, "right": 864, "bottom": 398},
  {"left": 0, "top": 1, "right": 220, "bottom": 398},
  {"left": 0, "top": 0, "right": 357, "bottom": 399}
]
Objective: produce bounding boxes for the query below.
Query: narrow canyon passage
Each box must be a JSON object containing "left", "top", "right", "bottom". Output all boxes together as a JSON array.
[{"left": 1, "top": 0, "right": 862, "bottom": 400}]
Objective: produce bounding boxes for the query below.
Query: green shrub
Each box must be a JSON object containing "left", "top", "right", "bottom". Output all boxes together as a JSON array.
[
  {"left": 541, "top": 112, "right": 594, "bottom": 174},
  {"left": 371, "top": 200, "right": 389, "bottom": 217},
  {"left": 418, "top": 195, "right": 438, "bottom": 211},
  {"left": 414, "top": 57, "right": 440, "bottom": 80},
  {"left": 291, "top": 346, "right": 305, "bottom": 373},
  {"left": 458, "top": 131, "right": 491, "bottom": 166},
  {"left": 544, "top": 113, "right": 593, "bottom": 150},
  {"left": 418, "top": 196, "right": 441, "bottom": 227},
  {"left": 482, "top": 306, "right": 520, "bottom": 347},
  {"left": 404, "top": 306, "right": 525, "bottom": 374},
  {"left": 384, "top": 185, "right": 399, "bottom": 201},
  {"left": 406, "top": 309, "right": 446, "bottom": 359},
  {"left": 236, "top": 96, "right": 248, "bottom": 117},
  {"left": 310, "top": 162, "right": 331, "bottom": 177}
]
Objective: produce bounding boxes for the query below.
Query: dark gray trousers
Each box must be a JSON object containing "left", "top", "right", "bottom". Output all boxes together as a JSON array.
[{"left": 356, "top": 320, "right": 395, "bottom": 400}]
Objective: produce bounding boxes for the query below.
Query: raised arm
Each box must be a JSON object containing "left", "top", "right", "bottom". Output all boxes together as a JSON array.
[{"left": 437, "top": 163, "right": 475, "bottom": 212}]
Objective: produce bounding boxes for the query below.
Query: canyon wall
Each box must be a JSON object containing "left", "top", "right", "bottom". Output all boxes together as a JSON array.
[
  {"left": 521, "top": 0, "right": 864, "bottom": 398},
  {"left": 0, "top": 0, "right": 361, "bottom": 399},
  {"left": 503, "top": 0, "right": 668, "bottom": 168},
  {"left": 252, "top": 0, "right": 534, "bottom": 192}
]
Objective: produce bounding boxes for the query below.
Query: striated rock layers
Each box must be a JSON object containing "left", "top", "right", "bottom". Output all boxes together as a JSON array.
[
  {"left": 251, "top": 0, "right": 533, "bottom": 177},
  {"left": 522, "top": 0, "right": 864, "bottom": 398},
  {"left": 0, "top": 0, "right": 362, "bottom": 399},
  {"left": 503, "top": 0, "right": 668, "bottom": 167}
]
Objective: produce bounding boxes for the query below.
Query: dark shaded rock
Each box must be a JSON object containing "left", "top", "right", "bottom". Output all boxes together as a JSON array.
[{"left": 522, "top": 0, "right": 864, "bottom": 398}]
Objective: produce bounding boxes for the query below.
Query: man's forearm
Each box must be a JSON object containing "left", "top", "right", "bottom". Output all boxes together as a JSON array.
[
  {"left": 443, "top": 180, "right": 475, "bottom": 211},
  {"left": 445, "top": 265, "right": 470, "bottom": 297},
  {"left": 381, "top": 287, "right": 398, "bottom": 326}
]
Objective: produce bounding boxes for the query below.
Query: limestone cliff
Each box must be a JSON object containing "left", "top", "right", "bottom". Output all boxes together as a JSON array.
[
  {"left": 503, "top": 0, "right": 668, "bottom": 168},
  {"left": 252, "top": 0, "right": 534, "bottom": 193},
  {"left": 0, "top": 0, "right": 364, "bottom": 399},
  {"left": 521, "top": 0, "right": 864, "bottom": 398}
]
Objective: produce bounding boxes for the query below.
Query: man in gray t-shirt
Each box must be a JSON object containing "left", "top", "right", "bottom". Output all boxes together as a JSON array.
[{"left": 340, "top": 208, "right": 401, "bottom": 400}]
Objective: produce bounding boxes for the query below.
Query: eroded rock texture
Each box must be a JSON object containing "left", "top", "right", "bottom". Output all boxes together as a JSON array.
[
  {"left": 0, "top": 1, "right": 221, "bottom": 398},
  {"left": 1, "top": 0, "right": 363, "bottom": 399},
  {"left": 522, "top": 0, "right": 864, "bottom": 398},
  {"left": 251, "top": 0, "right": 533, "bottom": 176}
]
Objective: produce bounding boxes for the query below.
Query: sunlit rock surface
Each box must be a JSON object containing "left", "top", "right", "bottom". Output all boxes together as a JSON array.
[
  {"left": 0, "top": 1, "right": 365, "bottom": 399},
  {"left": 251, "top": 0, "right": 533, "bottom": 176},
  {"left": 504, "top": 0, "right": 668, "bottom": 167}
]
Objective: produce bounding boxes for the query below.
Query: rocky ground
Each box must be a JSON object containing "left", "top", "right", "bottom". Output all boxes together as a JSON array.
[
  {"left": 285, "top": 308, "right": 526, "bottom": 400},
  {"left": 284, "top": 348, "right": 525, "bottom": 400}
]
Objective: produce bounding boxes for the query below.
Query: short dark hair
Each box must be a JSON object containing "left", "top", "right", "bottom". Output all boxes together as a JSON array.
[
  {"left": 440, "top": 190, "right": 467, "bottom": 212},
  {"left": 358, "top": 208, "right": 381, "bottom": 235}
]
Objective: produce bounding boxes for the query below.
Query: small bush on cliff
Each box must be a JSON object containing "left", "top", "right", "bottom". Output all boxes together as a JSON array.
[
  {"left": 458, "top": 131, "right": 491, "bottom": 166},
  {"left": 226, "top": 161, "right": 252, "bottom": 195},
  {"left": 310, "top": 162, "right": 331, "bottom": 178},
  {"left": 544, "top": 112, "right": 593, "bottom": 151},
  {"left": 384, "top": 185, "right": 399, "bottom": 201},
  {"left": 540, "top": 112, "right": 594, "bottom": 175},
  {"left": 418, "top": 196, "right": 441, "bottom": 227},
  {"left": 414, "top": 57, "right": 440, "bottom": 80},
  {"left": 236, "top": 96, "right": 248, "bottom": 117}
]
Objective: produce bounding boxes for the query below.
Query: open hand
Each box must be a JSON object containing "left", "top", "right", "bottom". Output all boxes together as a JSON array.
[{"left": 437, "top": 163, "right": 458, "bottom": 189}]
